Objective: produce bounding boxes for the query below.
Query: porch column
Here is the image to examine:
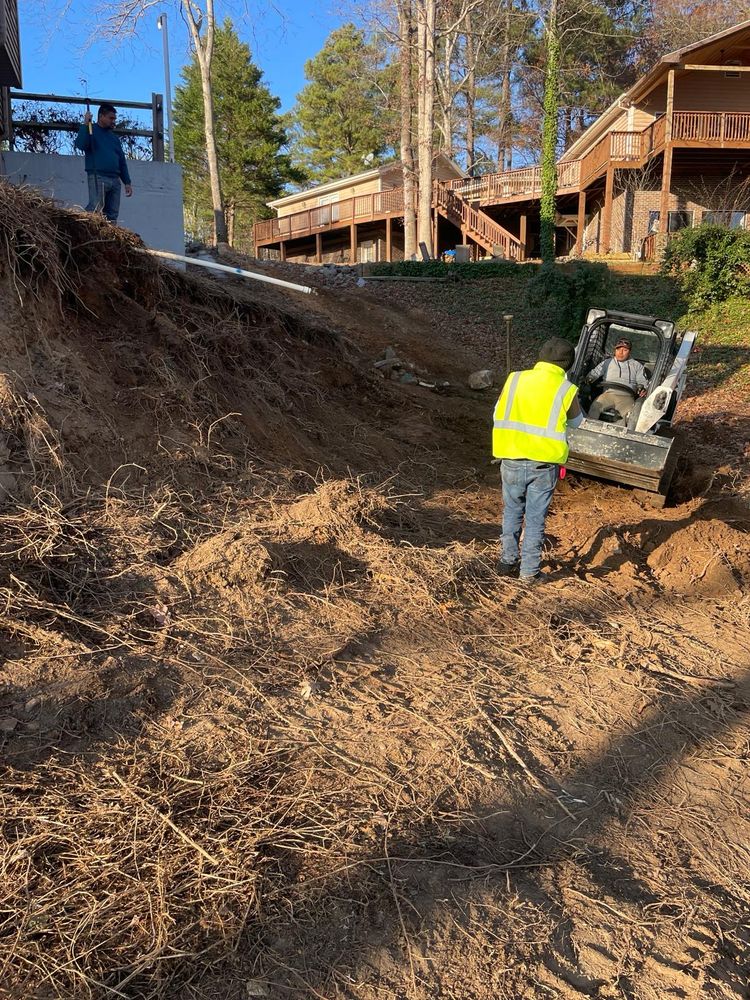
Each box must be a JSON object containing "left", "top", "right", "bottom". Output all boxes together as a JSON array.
[
  {"left": 279, "top": 241, "right": 286, "bottom": 262},
  {"left": 385, "top": 217, "right": 392, "bottom": 262},
  {"left": 659, "top": 67, "right": 676, "bottom": 233},
  {"left": 432, "top": 211, "right": 438, "bottom": 257},
  {"left": 601, "top": 166, "right": 614, "bottom": 254},
  {"left": 350, "top": 222, "right": 357, "bottom": 265},
  {"left": 519, "top": 212, "right": 527, "bottom": 261},
  {"left": 315, "top": 232, "right": 322, "bottom": 264},
  {"left": 575, "top": 189, "right": 587, "bottom": 256}
]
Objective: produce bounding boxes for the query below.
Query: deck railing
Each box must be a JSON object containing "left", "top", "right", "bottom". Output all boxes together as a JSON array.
[
  {"left": 434, "top": 183, "right": 522, "bottom": 259},
  {"left": 256, "top": 110, "right": 750, "bottom": 246},
  {"left": 255, "top": 188, "right": 405, "bottom": 244},
  {"left": 673, "top": 111, "right": 750, "bottom": 143}
]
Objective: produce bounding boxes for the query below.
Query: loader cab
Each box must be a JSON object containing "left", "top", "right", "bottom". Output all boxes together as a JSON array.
[{"left": 570, "top": 309, "right": 676, "bottom": 429}]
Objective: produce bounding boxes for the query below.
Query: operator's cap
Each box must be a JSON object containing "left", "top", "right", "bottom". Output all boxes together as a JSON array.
[
  {"left": 538, "top": 337, "right": 575, "bottom": 371},
  {"left": 615, "top": 337, "right": 632, "bottom": 348}
]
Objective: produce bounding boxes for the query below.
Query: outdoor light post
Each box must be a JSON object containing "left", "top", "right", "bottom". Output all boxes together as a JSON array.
[{"left": 156, "top": 13, "right": 174, "bottom": 162}]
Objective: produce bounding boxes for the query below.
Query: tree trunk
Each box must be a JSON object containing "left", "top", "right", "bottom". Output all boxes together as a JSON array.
[
  {"left": 539, "top": 0, "right": 560, "bottom": 265},
  {"left": 416, "top": 0, "right": 436, "bottom": 257},
  {"left": 227, "top": 200, "right": 235, "bottom": 246},
  {"left": 398, "top": 0, "right": 417, "bottom": 259},
  {"left": 498, "top": 0, "right": 513, "bottom": 171},
  {"left": 183, "top": 0, "right": 228, "bottom": 246},
  {"left": 437, "top": 22, "right": 456, "bottom": 158},
  {"left": 465, "top": 9, "right": 476, "bottom": 175}
]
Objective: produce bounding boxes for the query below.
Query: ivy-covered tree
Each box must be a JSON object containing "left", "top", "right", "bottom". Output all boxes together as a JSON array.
[
  {"left": 291, "top": 24, "right": 395, "bottom": 182},
  {"left": 173, "top": 19, "right": 303, "bottom": 248}
]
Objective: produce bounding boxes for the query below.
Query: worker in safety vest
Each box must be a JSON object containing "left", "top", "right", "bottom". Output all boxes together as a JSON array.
[{"left": 493, "top": 337, "right": 584, "bottom": 583}]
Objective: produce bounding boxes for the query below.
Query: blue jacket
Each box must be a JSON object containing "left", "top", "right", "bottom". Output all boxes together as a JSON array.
[{"left": 74, "top": 124, "right": 131, "bottom": 184}]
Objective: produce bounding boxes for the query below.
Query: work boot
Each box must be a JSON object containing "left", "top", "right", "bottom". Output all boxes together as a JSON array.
[{"left": 497, "top": 561, "right": 518, "bottom": 577}]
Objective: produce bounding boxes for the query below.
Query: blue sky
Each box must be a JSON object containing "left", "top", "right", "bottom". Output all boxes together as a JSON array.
[{"left": 18, "top": 1, "right": 344, "bottom": 114}]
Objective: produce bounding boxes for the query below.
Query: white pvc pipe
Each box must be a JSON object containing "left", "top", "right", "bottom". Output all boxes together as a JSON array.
[{"left": 141, "top": 248, "right": 316, "bottom": 295}]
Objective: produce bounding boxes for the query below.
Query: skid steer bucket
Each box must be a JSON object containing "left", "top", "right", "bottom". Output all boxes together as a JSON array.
[{"left": 566, "top": 421, "right": 679, "bottom": 496}]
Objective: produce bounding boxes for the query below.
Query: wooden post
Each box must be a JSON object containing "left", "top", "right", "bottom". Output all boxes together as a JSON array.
[
  {"left": 385, "top": 216, "right": 392, "bottom": 262},
  {"left": 350, "top": 222, "right": 357, "bottom": 264},
  {"left": 432, "top": 211, "right": 438, "bottom": 257},
  {"left": 315, "top": 232, "right": 322, "bottom": 264},
  {"left": 519, "top": 213, "right": 527, "bottom": 260},
  {"left": 601, "top": 166, "right": 615, "bottom": 254},
  {"left": 659, "top": 67, "right": 675, "bottom": 233},
  {"left": 279, "top": 241, "right": 286, "bottom": 262},
  {"left": 575, "top": 189, "right": 586, "bottom": 256}
]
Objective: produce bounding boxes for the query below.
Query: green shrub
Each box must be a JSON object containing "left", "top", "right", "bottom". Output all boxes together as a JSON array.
[
  {"left": 367, "top": 259, "right": 532, "bottom": 280},
  {"left": 661, "top": 223, "right": 750, "bottom": 309},
  {"left": 524, "top": 260, "right": 611, "bottom": 340}
]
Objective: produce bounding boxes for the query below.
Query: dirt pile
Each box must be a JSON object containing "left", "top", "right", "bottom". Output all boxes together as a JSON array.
[
  {"left": 0, "top": 184, "right": 451, "bottom": 500},
  {"left": 1, "top": 184, "right": 749, "bottom": 1000}
]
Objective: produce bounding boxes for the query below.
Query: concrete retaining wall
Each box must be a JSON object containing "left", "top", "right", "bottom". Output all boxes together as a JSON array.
[{"left": 0, "top": 151, "right": 184, "bottom": 254}]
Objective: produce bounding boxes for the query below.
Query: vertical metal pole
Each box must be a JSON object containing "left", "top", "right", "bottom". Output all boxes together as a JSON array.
[
  {"left": 157, "top": 13, "right": 174, "bottom": 162},
  {"left": 503, "top": 314, "right": 513, "bottom": 376}
]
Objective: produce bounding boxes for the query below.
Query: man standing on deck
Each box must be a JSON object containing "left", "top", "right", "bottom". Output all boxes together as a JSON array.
[
  {"left": 74, "top": 103, "right": 133, "bottom": 224},
  {"left": 492, "top": 337, "right": 583, "bottom": 584}
]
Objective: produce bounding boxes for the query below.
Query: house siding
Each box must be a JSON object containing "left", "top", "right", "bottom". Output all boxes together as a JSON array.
[
  {"left": 582, "top": 170, "right": 750, "bottom": 255},
  {"left": 639, "top": 70, "right": 750, "bottom": 117},
  {"left": 276, "top": 176, "right": 384, "bottom": 218}
]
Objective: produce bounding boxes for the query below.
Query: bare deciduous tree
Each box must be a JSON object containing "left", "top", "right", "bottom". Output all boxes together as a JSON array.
[
  {"left": 397, "top": 0, "right": 418, "bottom": 258},
  {"left": 416, "top": 0, "right": 437, "bottom": 255},
  {"left": 89, "top": 0, "right": 228, "bottom": 245}
]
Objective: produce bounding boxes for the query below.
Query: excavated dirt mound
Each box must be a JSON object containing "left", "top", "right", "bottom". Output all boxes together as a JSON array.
[{"left": 0, "top": 183, "right": 749, "bottom": 1000}]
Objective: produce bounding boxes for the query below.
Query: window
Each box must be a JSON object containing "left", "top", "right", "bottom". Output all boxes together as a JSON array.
[
  {"left": 703, "top": 210, "right": 747, "bottom": 229},
  {"left": 647, "top": 210, "right": 660, "bottom": 233},
  {"left": 667, "top": 211, "right": 693, "bottom": 233},
  {"left": 360, "top": 240, "right": 376, "bottom": 263},
  {"left": 317, "top": 192, "right": 340, "bottom": 224}
]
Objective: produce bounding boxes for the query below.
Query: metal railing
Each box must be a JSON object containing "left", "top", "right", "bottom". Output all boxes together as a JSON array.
[{"left": 6, "top": 91, "right": 165, "bottom": 161}]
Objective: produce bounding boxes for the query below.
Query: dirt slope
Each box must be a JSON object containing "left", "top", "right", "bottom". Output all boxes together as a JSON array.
[{"left": 0, "top": 184, "right": 748, "bottom": 1000}]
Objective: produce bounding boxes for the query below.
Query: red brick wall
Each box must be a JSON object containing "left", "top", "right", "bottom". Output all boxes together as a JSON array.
[{"left": 582, "top": 170, "right": 750, "bottom": 255}]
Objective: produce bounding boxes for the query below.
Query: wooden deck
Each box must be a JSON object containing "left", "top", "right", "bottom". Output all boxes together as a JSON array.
[
  {"left": 445, "top": 111, "right": 750, "bottom": 207},
  {"left": 255, "top": 189, "right": 405, "bottom": 248},
  {"left": 254, "top": 109, "right": 750, "bottom": 257}
]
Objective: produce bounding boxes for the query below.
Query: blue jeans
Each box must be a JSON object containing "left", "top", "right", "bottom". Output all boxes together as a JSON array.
[
  {"left": 86, "top": 173, "right": 121, "bottom": 223},
  {"left": 501, "top": 459, "right": 559, "bottom": 578}
]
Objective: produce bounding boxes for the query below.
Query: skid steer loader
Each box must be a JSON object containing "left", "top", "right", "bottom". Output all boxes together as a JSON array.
[{"left": 566, "top": 308, "right": 697, "bottom": 505}]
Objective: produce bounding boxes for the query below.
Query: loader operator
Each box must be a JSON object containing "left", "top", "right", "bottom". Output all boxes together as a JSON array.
[
  {"left": 586, "top": 337, "right": 648, "bottom": 422},
  {"left": 493, "top": 338, "right": 583, "bottom": 584}
]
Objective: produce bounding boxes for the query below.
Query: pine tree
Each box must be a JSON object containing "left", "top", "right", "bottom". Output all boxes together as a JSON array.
[
  {"left": 292, "top": 24, "right": 395, "bottom": 182},
  {"left": 174, "top": 19, "right": 303, "bottom": 248}
]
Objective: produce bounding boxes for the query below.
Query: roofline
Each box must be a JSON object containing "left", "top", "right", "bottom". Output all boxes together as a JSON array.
[
  {"left": 268, "top": 165, "right": 388, "bottom": 208},
  {"left": 661, "top": 16, "right": 750, "bottom": 64},
  {"left": 561, "top": 94, "right": 628, "bottom": 162},
  {"left": 561, "top": 17, "right": 750, "bottom": 162},
  {"left": 267, "top": 152, "right": 466, "bottom": 209}
]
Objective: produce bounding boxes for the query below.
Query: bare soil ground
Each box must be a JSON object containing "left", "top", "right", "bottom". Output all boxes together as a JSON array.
[{"left": 0, "top": 187, "right": 748, "bottom": 1000}]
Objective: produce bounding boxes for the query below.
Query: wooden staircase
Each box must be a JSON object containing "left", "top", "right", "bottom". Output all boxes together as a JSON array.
[{"left": 434, "top": 182, "right": 523, "bottom": 260}]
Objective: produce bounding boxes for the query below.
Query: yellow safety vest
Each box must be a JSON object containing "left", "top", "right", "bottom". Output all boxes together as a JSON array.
[{"left": 492, "top": 362, "right": 578, "bottom": 464}]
